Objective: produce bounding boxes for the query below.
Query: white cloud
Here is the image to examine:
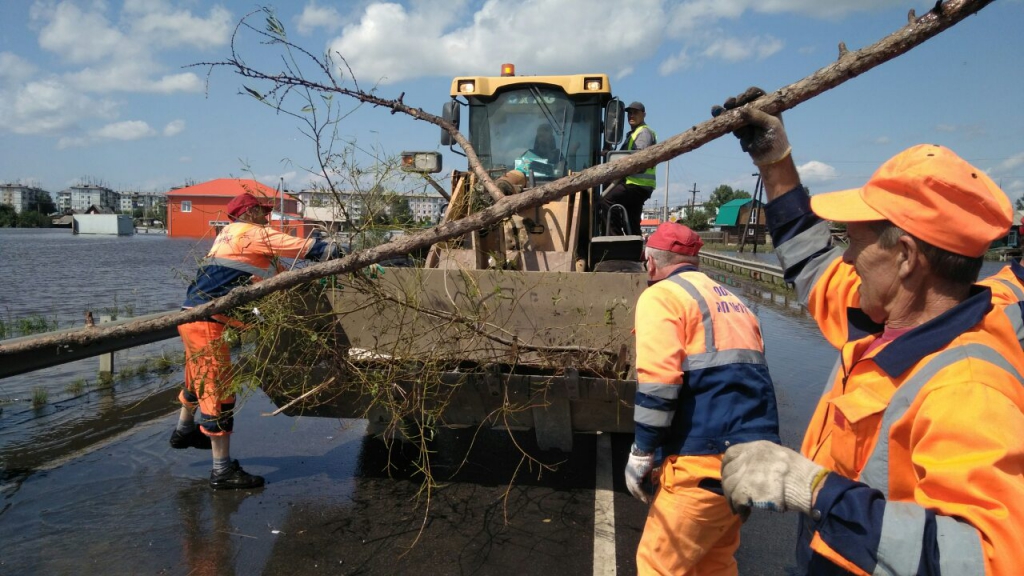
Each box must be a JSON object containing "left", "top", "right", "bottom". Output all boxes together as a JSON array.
[
  {"left": 935, "top": 124, "right": 957, "bottom": 132},
  {"left": 34, "top": 2, "right": 125, "bottom": 64},
  {"left": 702, "top": 35, "right": 784, "bottom": 62},
  {"left": 323, "top": 0, "right": 898, "bottom": 83},
  {"left": 55, "top": 119, "right": 159, "bottom": 148},
  {"left": 296, "top": 2, "right": 344, "bottom": 35},
  {"left": 2, "top": 1, "right": 229, "bottom": 141},
  {"left": 131, "top": 6, "right": 232, "bottom": 49},
  {"left": 797, "top": 160, "right": 839, "bottom": 184},
  {"left": 1005, "top": 180, "right": 1024, "bottom": 197},
  {"left": 659, "top": 50, "right": 692, "bottom": 75},
  {"left": 164, "top": 119, "right": 185, "bottom": 137},
  {"left": 328, "top": 0, "right": 664, "bottom": 84},
  {"left": 0, "top": 79, "right": 118, "bottom": 135},
  {"left": 874, "top": 136, "right": 890, "bottom": 145},
  {"left": 95, "top": 120, "right": 156, "bottom": 140},
  {"left": 988, "top": 152, "right": 1024, "bottom": 176},
  {"left": 0, "top": 53, "right": 37, "bottom": 83},
  {"left": 668, "top": 0, "right": 902, "bottom": 32}
]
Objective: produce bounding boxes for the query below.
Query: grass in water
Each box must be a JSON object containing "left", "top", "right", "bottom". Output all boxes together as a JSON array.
[{"left": 32, "top": 387, "right": 49, "bottom": 408}]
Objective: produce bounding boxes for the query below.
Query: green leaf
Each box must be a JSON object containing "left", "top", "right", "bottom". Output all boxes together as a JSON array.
[{"left": 244, "top": 86, "right": 264, "bottom": 101}]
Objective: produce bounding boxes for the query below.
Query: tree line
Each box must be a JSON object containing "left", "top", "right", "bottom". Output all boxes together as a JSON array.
[{"left": 0, "top": 205, "right": 55, "bottom": 228}]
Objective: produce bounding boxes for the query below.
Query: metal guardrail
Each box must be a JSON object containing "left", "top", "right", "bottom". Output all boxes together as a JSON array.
[
  {"left": 700, "top": 250, "right": 787, "bottom": 285},
  {"left": 0, "top": 310, "right": 180, "bottom": 380}
]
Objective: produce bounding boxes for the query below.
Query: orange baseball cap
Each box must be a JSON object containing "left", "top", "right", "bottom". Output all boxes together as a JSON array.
[{"left": 810, "top": 144, "right": 1011, "bottom": 258}]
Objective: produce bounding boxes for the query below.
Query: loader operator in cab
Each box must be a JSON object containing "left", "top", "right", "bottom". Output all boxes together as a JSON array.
[
  {"left": 712, "top": 86, "right": 1024, "bottom": 576},
  {"left": 493, "top": 124, "right": 580, "bottom": 195},
  {"left": 171, "top": 191, "right": 342, "bottom": 490},
  {"left": 600, "top": 101, "right": 657, "bottom": 237}
]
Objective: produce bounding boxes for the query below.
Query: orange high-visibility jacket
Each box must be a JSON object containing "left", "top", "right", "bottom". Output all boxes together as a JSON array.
[
  {"left": 183, "top": 221, "right": 329, "bottom": 307},
  {"left": 633, "top": 267, "right": 780, "bottom": 459},
  {"left": 766, "top": 187, "right": 1024, "bottom": 576}
]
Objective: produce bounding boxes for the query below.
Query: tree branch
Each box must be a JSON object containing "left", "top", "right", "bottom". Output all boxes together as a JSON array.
[{"left": 0, "top": 0, "right": 993, "bottom": 363}]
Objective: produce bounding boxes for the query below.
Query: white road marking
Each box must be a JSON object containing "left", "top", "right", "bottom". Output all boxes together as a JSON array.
[{"left": 593, "top": 433, "right": 617, "bottom": 576}]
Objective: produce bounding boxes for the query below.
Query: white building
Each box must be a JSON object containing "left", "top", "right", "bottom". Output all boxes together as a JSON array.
[
  {"left": 117, "top": 192, "right": 166, "bottom": 214},
  {"left": 0, "top": 184, "right": 52, "bottom": 213},
  {"left": 296, "top": 189, "right": 446, "bottom": 226},
  {"left": 408, "top": 193, "right": 447, "bottom": 223},
  {"left": 59, "top": 185, "right": 119, "bottom": 213}
]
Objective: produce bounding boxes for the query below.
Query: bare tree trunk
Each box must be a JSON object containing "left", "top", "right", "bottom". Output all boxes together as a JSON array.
[{"left": 0, "top": 0, "right": 993, "bottom": 362}]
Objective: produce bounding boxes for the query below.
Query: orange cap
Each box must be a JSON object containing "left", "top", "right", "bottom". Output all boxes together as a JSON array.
[{"left": 810, "top": 144, "right": 1012, "bottom": 258}]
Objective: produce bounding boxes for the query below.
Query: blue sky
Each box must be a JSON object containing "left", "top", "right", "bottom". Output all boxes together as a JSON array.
[{"left": 1, "top": 0, "right": 1022, "bottom": 210}]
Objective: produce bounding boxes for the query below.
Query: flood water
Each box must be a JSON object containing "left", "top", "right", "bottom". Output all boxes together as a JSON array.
[{"left": 0, "top": 228, "right": 1015, "bottom": 574}]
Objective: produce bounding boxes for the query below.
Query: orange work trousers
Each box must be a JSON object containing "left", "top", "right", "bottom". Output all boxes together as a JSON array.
[
  {"left": 178, "top": 320, "right": 236, "bottom": 436},
  {"left": 636, "top": 454, "right": 741, "bottom": 576}
]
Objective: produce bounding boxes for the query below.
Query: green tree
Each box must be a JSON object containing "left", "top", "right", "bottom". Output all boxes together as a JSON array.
[
  {"left": 680, "top": 207, "right": 711, "bottom": 231},
  {"left": 0, "top": 205, "right": 16, "bottom": 227},
  {"left": 17, "top": 210, "right": 52, "bottom": 228},
  {"left": 1015, "top": 196, "right": 1024, "bottom": 211},
  {"left": 388, "top": 196, "right": 414, "bottom": 225},
  {"left": 705, "top": 185, "right": 752, "bottom": 214}
]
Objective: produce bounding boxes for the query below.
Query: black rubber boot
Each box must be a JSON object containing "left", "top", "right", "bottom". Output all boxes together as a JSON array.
[
  {"left": 169, "top": 427, "right": 212, "bottom": 450},
  {"left": 209, "top": 460, "right": 265, "bottom": 490}
]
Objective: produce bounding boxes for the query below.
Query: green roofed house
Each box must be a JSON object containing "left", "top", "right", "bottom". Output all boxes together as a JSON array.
[{"left": 713, "top": 198, "right": 767, "bottom": 246}]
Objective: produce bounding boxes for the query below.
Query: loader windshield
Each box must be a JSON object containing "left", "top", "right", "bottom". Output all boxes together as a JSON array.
[{"left": 468, "top": 86, "right": 603, "bottom": 181}]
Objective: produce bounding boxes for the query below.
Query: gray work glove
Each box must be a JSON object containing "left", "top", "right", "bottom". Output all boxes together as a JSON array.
[
  {"left": 711, "top": 87, "right": 792, "bottom": 166},
  {"left": 625, "top": 444, "right": 656, "bottom": 504},
  {"left": 721, "top": 440, "right": 828, "bottom": 517}
]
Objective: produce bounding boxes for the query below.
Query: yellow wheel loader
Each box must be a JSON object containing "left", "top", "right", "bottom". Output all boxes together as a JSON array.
[{"left": 266, "top": 66, "right": 649, "bottom": 451}]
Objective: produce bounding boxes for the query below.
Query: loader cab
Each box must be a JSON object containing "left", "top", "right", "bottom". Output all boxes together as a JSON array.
[
  {"left": 442, "top": 71, "right": 620, "bottom": 183},
  {"left": 435, "top": 69, "right": 630, "bottom": 272}
]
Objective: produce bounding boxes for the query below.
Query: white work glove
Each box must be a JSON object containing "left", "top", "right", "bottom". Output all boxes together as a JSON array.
[
  {"left": 721, "top": 440, "right": 827, "bottom": 517},
  {"left": 711, "top": 87, "right": 792, "bottom": 167},
  {"left": 625, "top": 444, "right": 656, "bottom": 504}
]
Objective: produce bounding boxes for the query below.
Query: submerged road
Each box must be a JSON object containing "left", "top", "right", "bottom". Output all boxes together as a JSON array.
[{"left": 0, "top": 389, "right": 798, "bottom": 575}]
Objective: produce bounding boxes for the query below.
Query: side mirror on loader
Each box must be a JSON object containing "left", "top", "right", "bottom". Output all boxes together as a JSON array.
[
  {"left": 604, "top": 99, "right": 624, "bottom": 149},
  {"left": 440, "top": 99, "right": 460, "bottom": 146}
]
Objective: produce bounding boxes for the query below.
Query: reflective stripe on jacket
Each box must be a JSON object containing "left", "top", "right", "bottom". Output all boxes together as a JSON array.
[
  {"left": 633, "top": 267, "right": 780, "bottom": 456},
  {"left": 765, "top": 186, "right": 1024, "bottom": 576},
  {"left": 624, "top": 125, "right": 656, "bottom": 188},
  {"left": 183, "top": 221, "right": 321, "bottom": 307}
]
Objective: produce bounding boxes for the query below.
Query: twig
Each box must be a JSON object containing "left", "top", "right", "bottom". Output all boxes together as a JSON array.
[{"left": 260, "top": 376, "right": 335, "bottom": 416}]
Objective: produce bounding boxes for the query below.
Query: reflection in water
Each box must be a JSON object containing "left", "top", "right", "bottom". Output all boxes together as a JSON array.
[{"left": 177, "top": 488, "right": 251, "bottom": 576}]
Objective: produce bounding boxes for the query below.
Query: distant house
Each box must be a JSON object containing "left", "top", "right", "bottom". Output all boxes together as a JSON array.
[
  {"left": 639, "top": 218, "right": 661, "bottom": 237},
  {"left": 713, "top": 198, "right": 767, "bottom": 245},
  {"left": 166, "top": 179, "right": 312, "bottom": 239}
]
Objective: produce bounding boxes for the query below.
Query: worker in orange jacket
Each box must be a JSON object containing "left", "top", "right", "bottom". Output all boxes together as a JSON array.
[
  {"left": 626, "top": 222, "right": 780, "bottom": 575},
  {"left": 711, "top": 87, "right": 1024, "bottom": 575},
  {"left": 171, "top": 191, "right": 341, "bottom": 490}
]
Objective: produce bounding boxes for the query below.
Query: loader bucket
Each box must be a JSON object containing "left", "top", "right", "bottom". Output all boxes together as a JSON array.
[{"left": 263, "top": 266, "right": 647, "bottom": 451}]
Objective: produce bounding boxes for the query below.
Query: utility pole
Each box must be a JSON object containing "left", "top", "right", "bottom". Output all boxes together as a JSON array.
[
  {"left": 689, "top": 183, "right": 699, "bottom": 213},
  {"left": 664, "top": 161, "right": 670, "bottom": 223}
]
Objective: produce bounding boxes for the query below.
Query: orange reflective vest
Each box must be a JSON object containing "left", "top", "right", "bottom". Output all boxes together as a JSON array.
[
  {"left": 183, "top": 221, "right": 321, "bottom": 307},
  {"left": 633, "top": 267, "right": 780, "bottom": 457},
  {"left": 767, "top": 187, "right": 1024, "bottom": 576}
]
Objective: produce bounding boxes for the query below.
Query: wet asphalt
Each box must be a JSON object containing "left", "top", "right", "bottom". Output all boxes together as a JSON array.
[{"left": 0, "top": 389, "right": 796, "bottom": 575}]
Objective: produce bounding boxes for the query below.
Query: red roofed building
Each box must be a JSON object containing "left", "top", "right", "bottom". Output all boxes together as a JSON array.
[{"left": 166, "top": 178, "right": 311, "bottom": 239}]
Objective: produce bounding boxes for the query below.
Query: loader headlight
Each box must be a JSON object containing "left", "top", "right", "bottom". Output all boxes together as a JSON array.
[
  {"left": 458, "top": 80, "right": 476, "bottom": 93},
  {"left": 400, "top": 151, "right": 442, "bottom": 174},
  {"left": 584, "top": 77, "right": 603, "bottom": 91}
]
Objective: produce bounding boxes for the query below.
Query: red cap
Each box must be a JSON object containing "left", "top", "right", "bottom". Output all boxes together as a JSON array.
[
  {"left": 646, "top": 222, "right": 703, "bottom": 256},
  {"left": 810, "top": 144, "right": 1011, "bottom": 258},
  {"left": 225, "top": 192, "right": 273, "bottom": 220}
]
